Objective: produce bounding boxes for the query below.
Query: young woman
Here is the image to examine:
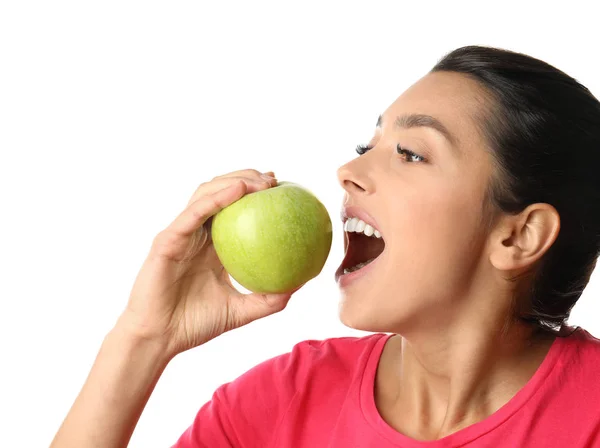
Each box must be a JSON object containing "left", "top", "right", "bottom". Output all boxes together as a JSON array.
[{"left": 51, "top": 46, "right": 600, "bottom": 447}]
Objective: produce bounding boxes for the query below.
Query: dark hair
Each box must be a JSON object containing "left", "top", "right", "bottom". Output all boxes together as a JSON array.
[{"left": 431, "top": 46, "right": 600, "bottom": 333}]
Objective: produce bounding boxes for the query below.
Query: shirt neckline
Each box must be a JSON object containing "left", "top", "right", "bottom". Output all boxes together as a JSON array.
[{"left": 359, "top": 329, "right": 577, "bottom": 447}]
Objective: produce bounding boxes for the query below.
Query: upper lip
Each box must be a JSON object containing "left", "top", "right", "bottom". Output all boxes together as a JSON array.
[{"left": 340, "top": 205, "right": 382, "bottom": 237}]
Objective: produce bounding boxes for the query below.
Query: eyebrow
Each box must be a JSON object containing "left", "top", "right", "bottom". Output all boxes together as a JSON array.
[{"left": 376, "top": 113, "right": 460, "bottom": 151}]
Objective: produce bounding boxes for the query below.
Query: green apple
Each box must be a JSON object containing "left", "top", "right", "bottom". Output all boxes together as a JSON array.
[{"left": 211, "top": 181, "right": 333, "bottom": 294}]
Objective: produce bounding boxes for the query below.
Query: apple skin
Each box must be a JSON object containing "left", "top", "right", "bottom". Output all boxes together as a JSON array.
[{"left": 211, "top": 181, "right": 333, "bottom": 294}]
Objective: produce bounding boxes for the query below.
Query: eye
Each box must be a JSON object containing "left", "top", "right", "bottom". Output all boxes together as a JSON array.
[{"left": 397, "top": 144, "right": 425, "bottom": 163}]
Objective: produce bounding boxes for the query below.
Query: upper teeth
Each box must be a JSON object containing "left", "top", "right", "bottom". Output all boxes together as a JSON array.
[{"left": 343, "top": 217, "right": 382, "bottom": 238}]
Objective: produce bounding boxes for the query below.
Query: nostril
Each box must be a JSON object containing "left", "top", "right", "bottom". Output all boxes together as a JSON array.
[
  {"left": 337, "top": 161, "right": 373, "bottom": 194},
  {"left": 344, "top": 179, "right": 366, "bottom": 193}
]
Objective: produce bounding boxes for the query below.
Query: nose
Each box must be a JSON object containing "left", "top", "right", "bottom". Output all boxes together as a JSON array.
[{"left": 336, "top": 157, "right": 375, "bottom": 195}]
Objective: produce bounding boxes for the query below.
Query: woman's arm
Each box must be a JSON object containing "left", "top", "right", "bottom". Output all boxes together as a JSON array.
[
  {"left": 50, "top": 319, "right": 171, "bottom": 448},
  {"left": 50, "top": 170, "right": 291, "bottom": 447}
]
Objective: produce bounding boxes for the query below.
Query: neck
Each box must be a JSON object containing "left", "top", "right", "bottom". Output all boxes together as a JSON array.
[{"left": 378, "top": 314, "right": 556, "bottom": 440}]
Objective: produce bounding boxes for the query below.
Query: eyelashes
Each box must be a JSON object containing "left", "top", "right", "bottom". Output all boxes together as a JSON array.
[
  {"left": 355, "top": 143, "right": 426, "bottom": 163},
  {"left": 355, "top": 144, "right": 372, "bottom": 155}
]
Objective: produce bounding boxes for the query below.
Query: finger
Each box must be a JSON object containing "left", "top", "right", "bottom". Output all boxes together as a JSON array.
[
  {"left": 213, "top": 168, "right": 269, "bottom": 180},
  {"left": 193, "top": 169, "right": 275, "bottom": 197},
  {"left": 230, "top": 291, "right": 294, "bottom": 328},
  {"left": 186, "top": 173, "right": 277, "bottom": 206},
  {"left": 153, "top": 180, "right": 248, "bottom": 261},
  {"left": 187, "top": 175, "right": 276, "bottom": 206}
]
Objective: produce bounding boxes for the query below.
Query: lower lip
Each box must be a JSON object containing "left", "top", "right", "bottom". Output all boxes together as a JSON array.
[{"left": 335, "top": 254, "right": 383, "bottom": 289}]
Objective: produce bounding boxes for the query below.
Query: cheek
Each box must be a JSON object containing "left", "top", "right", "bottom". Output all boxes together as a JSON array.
[{"left": 388, "top": 189, "right": 484, "bottom": 287}]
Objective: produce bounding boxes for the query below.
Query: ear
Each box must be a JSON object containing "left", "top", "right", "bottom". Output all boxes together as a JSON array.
[{"left": 489, "top": 203, "right": 561, "bottom": 272}]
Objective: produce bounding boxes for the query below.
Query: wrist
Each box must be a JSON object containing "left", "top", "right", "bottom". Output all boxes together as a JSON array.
[{"left": 110, "top": 314, "right": 174, "bottom": 366}]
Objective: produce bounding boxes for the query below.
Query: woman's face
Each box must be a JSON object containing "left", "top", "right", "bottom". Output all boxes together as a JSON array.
[{"left": 336, "top": 71, "right": 497, "bottom": 333}]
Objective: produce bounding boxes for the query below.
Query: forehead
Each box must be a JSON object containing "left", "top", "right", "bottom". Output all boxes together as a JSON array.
[{"left": 382, "top": 71, "right": 490, "bottom": 149}]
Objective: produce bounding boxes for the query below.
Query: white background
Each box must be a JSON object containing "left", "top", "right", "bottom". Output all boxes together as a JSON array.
[{"left": 2, "top": 1, "right": 599, "bottom": 447}]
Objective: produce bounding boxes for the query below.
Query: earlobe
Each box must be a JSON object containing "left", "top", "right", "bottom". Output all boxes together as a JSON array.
[{"left": 489, "top": 203, "right": 561, "bottom": 272}]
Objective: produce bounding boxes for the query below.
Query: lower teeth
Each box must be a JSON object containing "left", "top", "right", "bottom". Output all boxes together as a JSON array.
[{"left": 343, "top": 258, "right": 376, "bottom": 274}]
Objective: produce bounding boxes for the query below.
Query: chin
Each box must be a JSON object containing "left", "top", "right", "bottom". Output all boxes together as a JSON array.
[
  {"left": 338, "top": 289, "right": 430, "bottom": 335},
  {"left": 338, "top": 297, "right": 400, "bottom": 334}
]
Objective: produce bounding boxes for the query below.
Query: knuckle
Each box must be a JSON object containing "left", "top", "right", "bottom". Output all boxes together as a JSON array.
[
  {"left": 190, "top": 198, "right": 210, "bottom": 220},
  {"left": 151, "top": 230, "right": 175, "bottom": 255}
]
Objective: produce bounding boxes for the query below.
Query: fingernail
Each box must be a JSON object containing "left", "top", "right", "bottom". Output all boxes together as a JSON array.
[{"left": 261, "top": 173, "right": 276, "bottom": 180}]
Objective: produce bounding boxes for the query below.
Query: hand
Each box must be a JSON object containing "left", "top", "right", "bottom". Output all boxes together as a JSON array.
[{"left": 118, "top": 169, "right": 294, "bottom": 358}]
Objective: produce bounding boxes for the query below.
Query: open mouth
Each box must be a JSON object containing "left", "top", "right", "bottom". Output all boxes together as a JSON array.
[{"left": 337, "top": 217, "right": 385, "bottom": 277}]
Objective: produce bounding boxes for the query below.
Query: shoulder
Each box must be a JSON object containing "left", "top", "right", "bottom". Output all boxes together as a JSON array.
[
  {"left": 175, "top": 334, "right": 390, "bottom": 447},
  {"left": 243, "top": 332, "right": 389, "bottom": 390},
  {"left": 566, "top": 326, "right": 600, "bottom": 360},
  {"left": 214, "top": 333, "right": 390, "bottom": 408},
  {"left": 555, "top": 326, "right": 600, "bottom": 389},
  {"left": 287, "top": 332, "right": 388, "bottom": 365},
  {"left": 211, "top": 333, "right": 388, "bottom": 434}
]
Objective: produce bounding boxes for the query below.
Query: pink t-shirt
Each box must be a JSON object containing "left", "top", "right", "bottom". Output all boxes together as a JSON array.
[{"left": 174, "top": 327, "right": 600, "bottom": 447}]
